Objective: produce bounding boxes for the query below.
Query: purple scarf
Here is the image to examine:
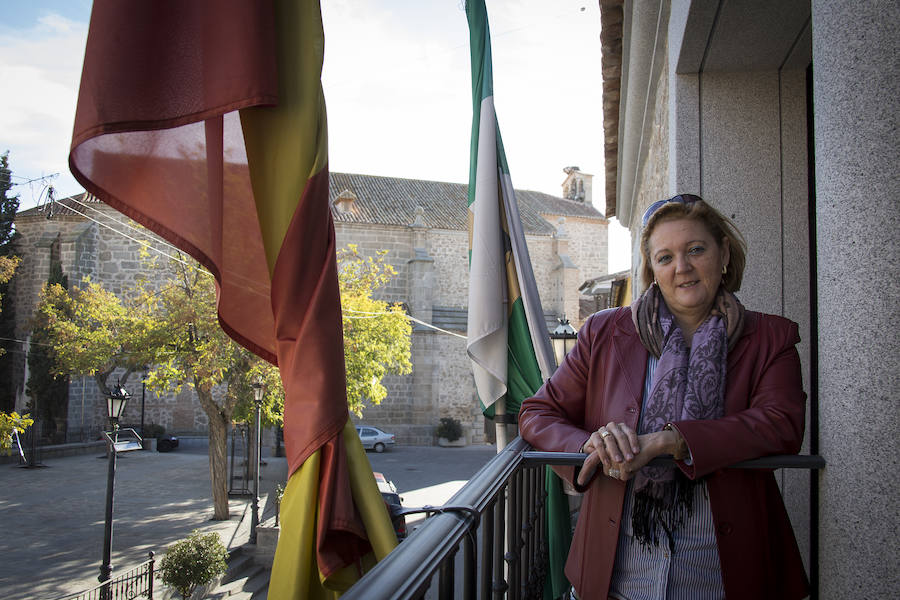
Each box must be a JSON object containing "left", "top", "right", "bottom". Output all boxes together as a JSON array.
[{"left": 629, "top": 284, "right": 744, "bottom": 550}]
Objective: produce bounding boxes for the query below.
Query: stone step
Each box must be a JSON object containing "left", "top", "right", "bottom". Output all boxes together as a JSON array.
[
  {"left": 209, "top": 546, "right": 270, "bottom": 599},
  {"left": 221, "top": 552, "right": 255, "bottom": 584},
  {"left": 243, "top": 570, "right": 270, "bottom": 595}
]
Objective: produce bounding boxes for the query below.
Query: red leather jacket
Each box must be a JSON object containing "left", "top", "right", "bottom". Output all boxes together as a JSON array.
[{"left": 519, "top": 307, "right": 809, "bottom": 599}]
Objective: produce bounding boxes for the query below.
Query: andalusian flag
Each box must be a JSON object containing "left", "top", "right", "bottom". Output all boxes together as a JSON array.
[
  {"left": 70, "top": 1, "right": 394, "bottom": 597},
  {"left": 465, "top": 2, "right": 571, "bottom": 598}
]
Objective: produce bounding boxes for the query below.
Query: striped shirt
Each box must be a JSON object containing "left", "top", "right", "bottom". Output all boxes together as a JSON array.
[{"left": 608, "top": 354, "right": 725, "bottom": 600}]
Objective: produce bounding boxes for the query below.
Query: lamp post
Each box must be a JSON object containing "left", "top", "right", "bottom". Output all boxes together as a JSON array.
[
  {"left": 140, "top": 372, "right": 146, "bottom": 438},
  {"left": 99, "top": 383, "right": 130, "bottom": 600},
  {"left": 249, "top": 379, "right": 264, "bottom": 544},
  {"left": 549, "top": 317, "right": 578, "bottom": 370}
]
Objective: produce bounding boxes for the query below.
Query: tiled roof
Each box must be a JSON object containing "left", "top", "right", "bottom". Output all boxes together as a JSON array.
[
  {"left": 17, "top": 192, "right": 100, "bottom": 219},
  {"left": 329, "top": 172, "right": 604, "bottom": 234},
  {"left": 18, "top": 174, "right": 604, "bottom": 235}
]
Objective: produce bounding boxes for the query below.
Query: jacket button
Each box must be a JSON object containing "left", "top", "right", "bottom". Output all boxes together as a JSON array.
[
  {"left": 608, "top": 518, "right": 616, "bottom": 526},
  {"left": 626, "top": 407, "right": 636, "bottom": 414},
  {"left": 718, "top": 523, "right": 733, "bottom": 535}
]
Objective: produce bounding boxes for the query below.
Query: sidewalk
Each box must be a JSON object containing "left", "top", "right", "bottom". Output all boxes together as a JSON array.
[{"left": 0, "top": 445, "right": 287, "bottom": 600}]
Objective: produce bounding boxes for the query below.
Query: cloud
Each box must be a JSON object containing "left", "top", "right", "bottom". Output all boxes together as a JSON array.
[
  {"left": 0, "top": 14, "right": 88, "bottom": 205},
  {"left": 321, "top": 0, "right": 606, "bottom": 199}
]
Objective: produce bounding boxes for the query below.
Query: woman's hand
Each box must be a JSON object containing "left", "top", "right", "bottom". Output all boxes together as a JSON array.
[
  {"left": 577, "top": 426, "right": 689, "bottom": 485},
  {"left": 577, "top": 422, "right": 640, "bottom": 486}
]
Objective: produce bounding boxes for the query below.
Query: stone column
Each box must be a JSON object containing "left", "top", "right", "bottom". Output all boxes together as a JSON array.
[
  {"left": 812, "top": 1, "right": 900, "bottom": 597},
  {"left": 407, "top": 208, "right": 437, "bottom": 443},
  {"left": 551, "top": 218, "right": 580, "bottom": 322}
]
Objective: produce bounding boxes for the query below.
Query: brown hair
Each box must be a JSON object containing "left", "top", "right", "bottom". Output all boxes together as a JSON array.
[{"left": 638, "top": 196, "right": 746, "bottom": 293}]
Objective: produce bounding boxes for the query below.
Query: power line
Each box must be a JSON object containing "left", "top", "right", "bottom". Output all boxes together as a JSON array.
[{"left": 53, "top": 200, "right": 213, "bottom": 276}]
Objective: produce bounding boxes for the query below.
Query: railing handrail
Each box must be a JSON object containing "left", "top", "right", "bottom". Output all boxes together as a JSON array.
[
  {"left": 342, "top": 437, "right": 530, "bottom": 599},
  {"left": 51, "top": 553, "right": 154, "bottom": 600},
  {"left": 522, "top": 451, "right": 827, "bottom": 470},
  {"left": 343, "top": 440, "right": 825, "bottom": 599}
]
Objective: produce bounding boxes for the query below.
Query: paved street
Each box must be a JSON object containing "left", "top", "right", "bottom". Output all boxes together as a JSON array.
[{"left": 0, "top": 441, "right": 496, "bottom": 599}]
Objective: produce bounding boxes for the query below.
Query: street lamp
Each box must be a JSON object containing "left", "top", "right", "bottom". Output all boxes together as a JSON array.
[
  {"left": 550, "top": 317, "right": 578, "bottom": 369},
  {"left": 249, "top": 378, "right": 265, "bottom": 544},
  {"left": 99, "top": 383, "right": 131, "bottom": 599}
]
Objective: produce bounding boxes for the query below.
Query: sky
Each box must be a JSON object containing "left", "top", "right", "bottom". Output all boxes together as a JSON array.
[{"left": 0, "top": 0, "right": 631, "bottom": 271}]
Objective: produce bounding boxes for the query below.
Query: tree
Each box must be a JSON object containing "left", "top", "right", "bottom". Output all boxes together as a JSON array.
[
  {"left": 0, "top": 255, "right": 19, "bottom": 356},
  {"left": 144, "top": 255, "right": 257, "bottom": 520},
  {"left": 0, "top": 151, "right": 19, "bottom": 411},
  {"left": 26, "top": 259, "right": 71, "bottom": 441},
  {"left": 0, "top": 411, "right": 33, "bottom": 455},
  {"left": 337, "top": 245, "right": 412, "bottom": 416},
  {"left": 0, "top": 151, "right": 18, "bottom": 249},
  {"left": 32, "top": 239, "right": 411, "bottom": 520},
  {"left": 33, "top": 274, "right": 160, "bottom": 397}
]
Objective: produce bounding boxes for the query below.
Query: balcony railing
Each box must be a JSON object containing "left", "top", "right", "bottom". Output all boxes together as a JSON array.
[
  {"left": 53, "top": 552, "right": 155, "bottom": 600},
  {"left": 343, "top": 437, "right": 825, "bottom": 600}
]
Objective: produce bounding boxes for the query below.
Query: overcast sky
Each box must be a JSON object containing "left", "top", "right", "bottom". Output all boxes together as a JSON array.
[{"left": 0, "top": 0, "right": 630, "bottom": 271}]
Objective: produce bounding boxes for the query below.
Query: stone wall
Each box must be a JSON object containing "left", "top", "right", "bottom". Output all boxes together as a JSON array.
[
  {"left": 12, "top": 191, "right": 608, "bottom": 445},
  {"left": 629, "top": 53, "right": 670, "bottom": 293}
]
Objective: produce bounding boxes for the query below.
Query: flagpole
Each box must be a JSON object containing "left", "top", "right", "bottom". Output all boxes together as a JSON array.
[{"left": 494, "top": 399, "right": 508, "bottom": 452}]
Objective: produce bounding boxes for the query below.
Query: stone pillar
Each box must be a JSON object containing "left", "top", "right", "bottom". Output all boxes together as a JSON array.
[
  {"left": 407, "top": 209, "right": 437, "bottom": 442},
  {"left": 552, "top": 218, "right": 580, "bottom": 322},
  {"left": 812, "top": 1, "right": 900, "bottom": 597}
]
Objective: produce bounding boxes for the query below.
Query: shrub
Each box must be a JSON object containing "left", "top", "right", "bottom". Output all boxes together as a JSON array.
[
  {"left": 435, "top": 417, "right": 462, "bottom": 442},
  {"left": 159, "top": 530, "right": 228, "bottom": 599},
  {"left": 142, "top": 423, "right": 166, "bottom": 439}
]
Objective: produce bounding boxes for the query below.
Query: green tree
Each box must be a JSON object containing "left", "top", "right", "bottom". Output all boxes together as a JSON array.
[
  {"left": 144, "top": 255, "right": 259, "bottom": 520},
  {"left": 0, "top": 151, "right": 20, "bottom": 412},
  {"left": 26, "top": 259, "right": 71, "bottom": 441},
  {"left": 337, "top": 245, "right": 412, "bottom": 416},
  {"left": 0, "top": 411, "right": 33, "bottom": 455},
  {"left": 0, "top": 255, "right": 19, "bottom": 356},
  {"left": 0, "top": 151, "right": 18, "bottom": 249},
  {"left": 33, "top": 274, "right": 160, "bottom": 398}
]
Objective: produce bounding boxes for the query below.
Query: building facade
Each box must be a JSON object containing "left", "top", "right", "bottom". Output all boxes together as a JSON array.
[
  {"left": 599, "top": 1, "right": 898, "bottom": 596},
  {"left": 9, "top": 169, "right": 609, "bottom": 445}
]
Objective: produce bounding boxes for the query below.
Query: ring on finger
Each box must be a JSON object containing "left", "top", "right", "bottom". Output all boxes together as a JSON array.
[
  {"left": 599, "top": 428, "right": 612, "bottom": 440},
  {"left": 608, "top": 468, "right": 620, "bottom": 479}
]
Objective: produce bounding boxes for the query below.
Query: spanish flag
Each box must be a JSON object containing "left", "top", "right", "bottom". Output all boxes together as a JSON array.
[{"left": 70, "top": 1, "right": 393, "bottom": 597}]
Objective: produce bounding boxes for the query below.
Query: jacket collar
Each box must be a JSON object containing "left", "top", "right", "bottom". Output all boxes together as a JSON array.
[{"left": 612, "top": 306, "right": 758, "bottom": 373}]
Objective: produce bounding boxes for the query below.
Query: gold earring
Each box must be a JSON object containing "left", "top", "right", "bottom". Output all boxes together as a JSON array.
[{"left": 722, "top": 265, "right": 727, "bottom": 276}]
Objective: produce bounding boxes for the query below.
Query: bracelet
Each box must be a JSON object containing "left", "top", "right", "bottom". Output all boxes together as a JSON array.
[{"left": 663, "top": 423, "right": 688, "bottom": 461}]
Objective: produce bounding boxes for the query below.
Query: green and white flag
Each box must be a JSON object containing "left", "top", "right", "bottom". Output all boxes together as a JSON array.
[
  {"left": 465, "top": 0, "right": 554, "bottom": 419},
  {"left": 466, "top": 3, "right": 572, "bottom": 598}
]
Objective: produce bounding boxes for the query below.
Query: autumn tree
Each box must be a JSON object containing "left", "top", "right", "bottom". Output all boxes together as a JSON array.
[
  {"left": 144, "top": 255, "right": 263, "bottom": 520},
  {"left": 0, "top": 254, "right": 18, "bottom": 356},
  {"left": 337, "top": 245, "right": 412, "bottom": 415},
  {"left": 33, "top": 240, "right": 410, "bottom": 520},
  {"left": 33, "top": 275, "right": 160, "bottom": 398}
]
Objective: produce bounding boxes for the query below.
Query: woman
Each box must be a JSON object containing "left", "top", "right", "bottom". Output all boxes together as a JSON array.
[{"left": 519, "top": 195, "right": 809, "bottom": 599}]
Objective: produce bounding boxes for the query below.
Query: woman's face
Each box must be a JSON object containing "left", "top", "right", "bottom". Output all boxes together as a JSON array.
[{"left": 647, "top": 218, "right": 730, "bottom": 324}]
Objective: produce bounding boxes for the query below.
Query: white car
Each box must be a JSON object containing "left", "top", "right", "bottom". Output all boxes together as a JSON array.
[{"left": 356, "top": 426, "right": 395, "bottom": 453}]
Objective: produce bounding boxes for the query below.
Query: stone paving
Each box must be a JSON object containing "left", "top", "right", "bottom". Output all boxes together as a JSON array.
[
  {"left": 0, "top": 442, "right": 497, "bottom": 600},
  {"left": 0, "top": 445, "right": 286, "bottom": 600}
]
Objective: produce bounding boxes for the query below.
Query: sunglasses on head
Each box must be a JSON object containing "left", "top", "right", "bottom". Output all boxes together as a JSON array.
[{"left": 641, "top": 194, "right": 703, "bottom": 228}]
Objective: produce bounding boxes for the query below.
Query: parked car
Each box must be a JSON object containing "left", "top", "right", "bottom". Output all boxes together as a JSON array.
[
  {"left": 356, "top": 426, "right": 395, "bottom": 453},
  {"left": 373, "top": 472, "right": 407, "bottom": 540}
]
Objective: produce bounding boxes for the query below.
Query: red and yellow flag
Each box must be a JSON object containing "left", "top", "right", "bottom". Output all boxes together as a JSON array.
[{"left": 69, "top": 1, "right": 393, "bottom": 596}]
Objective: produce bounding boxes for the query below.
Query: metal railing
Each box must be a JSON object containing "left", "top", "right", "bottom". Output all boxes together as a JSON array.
[
  {"left": 343, "top": 437, "right": 825, "bottom": 600},
  {"left": 54, "top": 552, "right": 155, "bottom": 600}
]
